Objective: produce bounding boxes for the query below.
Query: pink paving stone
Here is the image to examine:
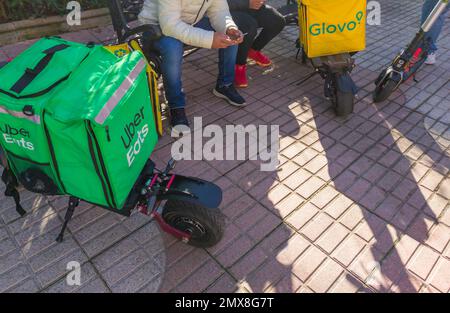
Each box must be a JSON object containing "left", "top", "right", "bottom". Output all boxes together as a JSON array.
[
  {"left": 223, "top": 194, "right": 256, "bottom": 220},
  {"left": 265, "top": 183, "right": 292, "bottom": 206},
  {"left": 275, "top": 234, "right": 310, "bottom": 266},
  {"left": 375, "top": 196, "right": 403, "bottom": 221},
  {"left": 247, "top": 213, "right": 282, "bottom": 242},
  {"left": 281, "top": 142, "right": 307, "bottom": 159},
  {"left": 303, "top": 155, "right": 328, "bottom": 174},
  {"left": 377, "top": 171, "right": 402, "bottom": 193},
  {"left": 292, "top": 148, "right": 318, "bottom": 166},
  {"left": 278, "top": 161, "right": 300, "bottom": 181},
  {"left": 317, "top": 223, "right": 350, "bottom": 254},
  {"left": 230, "top": 247, "right": 268, "bottom": 278},
  {"left": 423, "top": 193, "right": 448, "bottom": 218},
  {"left": 332, "top": 234, "right": 366, "bottom": 267},
  {"left": 310, "top": 186, "right": 339, "bottom": 209},
  {"left": 286, "top": 202, "right": 319, "bottom": 230},
  {"left": 360, "top": 186, "right": 388, "bottom": 212},
  {"left": 276, "top": 193, "right": 304, "bottom": 218},
  {"left": 436, "top": 178, "right": 450, "bottom": 199},
  {"left": 425, "top": 223, "right": 450, "bottom": 253},
  {"left": 407, "top": 245, "right": 440, "bottom": 280},
  {"left": 308, "top": 259, "right": 345, "bottom": 293},
  {"left": 283, "top": 168, "right": 312, "bottom": 190},
  {"left": 205, "top": 274, "right": 238, "bottom": 293},
  {"left": 429, "top": 258, "right": 450, "bottom": 293},
  {"left": 271, "top": 274, "right": 303, "bottom": 293},
  {"left": 216, "top": 235, "right": 254, "bottom": 268},
  {"left": 420, "top": 170, "right": 444, "bottom": 192},
  {"left": 392, "top": 178, "right": 418, "bottom": 200},
  {"left": 391, "top": 272, "right": 423, "bottom": 293},
  {"left": 296, "top": 176, "right": 326, "bottom": 199},
  {"left": 292, "top": 246, "right": 327, "bottom": 282},
  {"left": 349, "top": 247, "right": 384, "bottom": 282},
  {"left": 259, "top": 224, "right": 295, "bottom": 255},
  {"left": 340, "top": 205, "right": 365, "bottom": 230},
  {"left": 248, "top": 176, "right": 277, "bottom": 201},
  {"left": 158, "top": 249, "right": 210, "bottom": 292},
  {"left": 345, "top": 179, "right": 373, "bottom": 202},
  {"left": 176, "top": 259, "right": 224, "bottom": 293},
  {"left": 245, "top": 257, "right": 293, "bottom": 293},
  {"left": 411, "top": 162, "right": 430, "bottom": 181},
  {"left": 324, "top": 194, "right": 353, "bottom": 219},
  {"left": 330, "top": 273, "right": 366, "bottom": 293},
  {"left": 300, "top": 212, "right": 334, "bottom": 242},
  {"left": 391, "top": 203, "right": 419, "bottom": 231},
  {"left": 234, "top": 204, "right": 269, "bottom": 232},
  {"left": 407, "top": 186, "right": 433, "bottom": 210}
]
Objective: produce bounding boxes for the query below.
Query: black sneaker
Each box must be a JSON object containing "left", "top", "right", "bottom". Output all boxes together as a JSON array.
[
  {"left": 213, "top": 84, "right": 247, "bottom": 107},
  {"left": 170, "top": 108, "right": 190, "bottom": 134}
]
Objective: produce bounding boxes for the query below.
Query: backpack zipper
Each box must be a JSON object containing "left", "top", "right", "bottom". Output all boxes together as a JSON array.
[{"left": 86, "top": 121, "right": 117, "bottom": 209}]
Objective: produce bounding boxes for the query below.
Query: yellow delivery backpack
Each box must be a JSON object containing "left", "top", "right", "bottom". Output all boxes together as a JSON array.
[{"left": 299, "top": 0, "right": 367, "bottom": 58}]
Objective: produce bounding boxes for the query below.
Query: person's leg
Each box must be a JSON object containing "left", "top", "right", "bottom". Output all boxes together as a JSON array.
[
  {"left": 231, "top": 12, "right": 259, "bottom": 66},
  {"left": 194, "top": 17, "right": 240, "bottom": 88},
  {"left": 152, "top": 36, "right": 189, "bottom": 128},
  {"left": 421, "top": 0, "right": 449, "bottom": 53},
  {"left": 154, "top": 36, "right": 185, "bottom": 109},
  {"left": 189, "top": 17, "right": 246, "bottom": 106},
  {"left": 250, "top": 5, "right": 286, "bottom": 52}
]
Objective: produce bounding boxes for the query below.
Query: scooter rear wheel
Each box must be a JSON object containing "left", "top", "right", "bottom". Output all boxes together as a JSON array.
[
  {"left": 373, "top": 79, "right": 397, "bottom": 103},
  {"left": 162, "top": 200, "right": 225, "bottom": 248}
]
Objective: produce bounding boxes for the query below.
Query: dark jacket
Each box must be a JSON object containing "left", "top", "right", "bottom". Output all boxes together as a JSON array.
[{"left": 227, "top": 0, "right": 250, "bottom": 11}]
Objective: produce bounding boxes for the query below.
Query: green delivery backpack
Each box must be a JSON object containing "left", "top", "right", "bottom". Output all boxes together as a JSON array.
[{"left": 0, "top": 37, "right": 159, "bottom": 216}]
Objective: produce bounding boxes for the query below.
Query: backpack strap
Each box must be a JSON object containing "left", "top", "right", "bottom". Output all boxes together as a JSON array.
[
  {"left": 1, "top": 168, "right": 26, "bottom": 217},
  {"left": 10, "top": 44, "right": 69, "bottom": 94}
]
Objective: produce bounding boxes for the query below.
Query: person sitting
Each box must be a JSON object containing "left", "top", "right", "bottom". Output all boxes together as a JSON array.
[
  {"left": 227, "top": 0, "right": 286, "bottom": 88},
  {"left": 139, "top": 0, "right": 247, "bottom": 130}
]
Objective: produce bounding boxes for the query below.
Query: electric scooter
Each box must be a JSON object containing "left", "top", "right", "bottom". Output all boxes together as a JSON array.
[{"left": 373, "top": 0, "right": 448, "bottom": 103}]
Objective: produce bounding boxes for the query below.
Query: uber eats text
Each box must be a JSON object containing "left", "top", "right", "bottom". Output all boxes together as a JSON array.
[
  {"left": 120, "top": 106, "right": 148, "bottom": 167},
  {"left": 0, "top": 124, "right": 34, "bottom": 151}
]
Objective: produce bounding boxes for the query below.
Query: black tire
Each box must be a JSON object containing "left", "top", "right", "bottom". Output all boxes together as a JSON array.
[
  {"left": 373, "top": 79, "right": 397, "bottom": 103},
  {"left": 334, "top": 90, "right": 354, "bottom": 117},
  {"left": 162, "top": 200, "right": 225, "bottom": 248}
]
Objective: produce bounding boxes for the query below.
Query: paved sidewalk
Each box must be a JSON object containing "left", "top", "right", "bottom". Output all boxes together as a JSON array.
[{"left": 0, "top": 0, "right": 449, "bottom": 293}]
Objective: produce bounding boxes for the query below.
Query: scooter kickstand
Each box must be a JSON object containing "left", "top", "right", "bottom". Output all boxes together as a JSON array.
[{"left": 56, "top": 197, "right": 80, "bottom": 243}]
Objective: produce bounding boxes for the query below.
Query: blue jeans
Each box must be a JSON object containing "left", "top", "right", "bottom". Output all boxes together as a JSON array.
[
  {"left": 154, "top": 17, "right": 238, "bottom": 109},
  {"left": 421, "top": 0, "right": 449, "bottom": 53}
]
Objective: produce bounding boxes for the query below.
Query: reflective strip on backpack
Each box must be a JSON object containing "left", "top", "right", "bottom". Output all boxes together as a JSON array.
[
  {"left": 0, "top": 105, "right": 41, "bottom": 124},
  {"left": 95, "top": 59, "right": 147, "bottom": 125}
]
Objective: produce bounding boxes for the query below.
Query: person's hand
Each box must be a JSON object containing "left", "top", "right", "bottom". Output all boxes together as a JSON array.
[
  {"left": 212, "top": 32, "right": 235, "bottom": 49},
  {"left": 249, "top": 0, "right": 265, "bottom": 10},
  {"left": 226, "top": 27, "right": 244, "bottom": 44}
]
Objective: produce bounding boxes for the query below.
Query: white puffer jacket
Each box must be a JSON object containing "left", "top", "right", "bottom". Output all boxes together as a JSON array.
[{"left": 138, "top": 0, "right": 237, "bottom": 49}]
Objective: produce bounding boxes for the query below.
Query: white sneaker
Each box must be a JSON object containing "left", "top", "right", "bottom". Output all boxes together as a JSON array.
[{"left": 425, "top": 53, "right": 436, "bottom": 65}]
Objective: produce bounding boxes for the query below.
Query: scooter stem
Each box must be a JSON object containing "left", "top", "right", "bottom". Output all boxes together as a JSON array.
[{"left": 422, "top": 0, "right": 448, "bottom": 32}]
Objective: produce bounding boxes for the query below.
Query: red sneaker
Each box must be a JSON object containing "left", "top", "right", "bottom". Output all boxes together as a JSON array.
[
  {"left": 248, "top": 49, "right": 272, "bottom": 67},
  {"left": 234, "top": 64, "right": 248, "bottom": 88}
]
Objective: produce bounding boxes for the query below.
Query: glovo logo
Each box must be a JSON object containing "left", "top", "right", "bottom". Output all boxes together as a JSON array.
[
  {"left": 114, "top": 48, "right": 128, "bottom": 58},
  {"left": 309, "top": 11, "right": 364, "bottom": 37}
]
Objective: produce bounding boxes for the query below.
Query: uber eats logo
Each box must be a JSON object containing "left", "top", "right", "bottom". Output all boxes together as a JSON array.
[
  {"left": 0, "top": 124, "right": 34, "bottom": 151},
  {"left": 120, "top": 106, "right": 149, "bottom": 167},
  {"left": 310, "top": 11, "right": 365, "bottom": 36}
]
